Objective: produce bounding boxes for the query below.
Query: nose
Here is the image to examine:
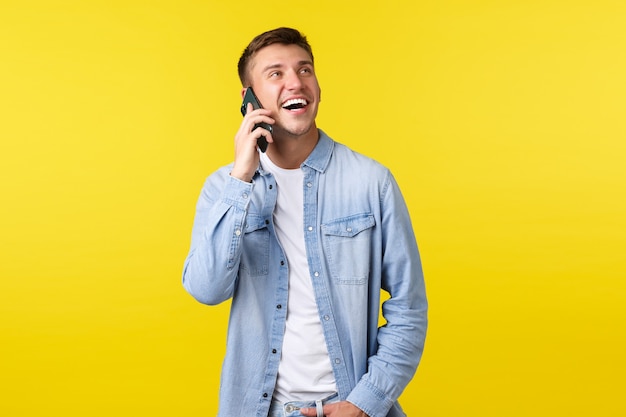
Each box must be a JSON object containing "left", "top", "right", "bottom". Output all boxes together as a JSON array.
[{"left": 284, "top": 69, "right": 303, "bottom": 90}]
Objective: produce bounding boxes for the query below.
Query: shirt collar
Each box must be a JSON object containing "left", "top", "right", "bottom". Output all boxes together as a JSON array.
[
  {"left": 256, "top": 129, "right": 334, "bottom": 176},
  {"left": 302, "top": 129, "right": 334, "bottom": 173}
]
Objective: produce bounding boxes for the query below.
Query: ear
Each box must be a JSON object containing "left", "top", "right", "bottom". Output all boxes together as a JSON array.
[{"left": 241, "top": 87, "right": 247, "bottom": 99}]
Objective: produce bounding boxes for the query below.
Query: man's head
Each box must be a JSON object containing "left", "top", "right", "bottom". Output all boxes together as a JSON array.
[
  {"left": 238, "top": 27, "right": 314, "bottom": 87},
  {"left": 238, "top": 28, "right": 321, "bottom": 141}
]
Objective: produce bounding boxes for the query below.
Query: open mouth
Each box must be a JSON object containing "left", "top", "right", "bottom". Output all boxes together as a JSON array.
[{"left": 282, "top": 98, "right": 308, "bottom": 111}]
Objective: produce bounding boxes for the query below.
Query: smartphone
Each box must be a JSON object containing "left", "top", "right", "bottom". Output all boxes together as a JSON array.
[{"left": 240, "top": 87, "right": 271, "bottom": 152}]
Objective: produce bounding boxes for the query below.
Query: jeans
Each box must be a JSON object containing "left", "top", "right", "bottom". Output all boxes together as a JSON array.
[{"left": 268, "top": 393, "right": 339, "bottom": 417}]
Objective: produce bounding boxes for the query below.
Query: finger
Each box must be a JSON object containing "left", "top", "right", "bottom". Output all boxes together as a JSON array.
[
  {"left": 300, "top": 404, "right": 334, "bottom": 416},
  {"left": 247, "top": 114, "right": 274, "bottom": 133},
  {"left": 256, "top": 127, "right": 273, "bottom": 144},
  {"left": 236, "top": 113, "right": 272, "bottom": 142},
  {"left": 244, "top": 104, "right": 271, "bottom": 120},
  {"left": 299, "top": 407, "right": 316, "bottom": 416}
]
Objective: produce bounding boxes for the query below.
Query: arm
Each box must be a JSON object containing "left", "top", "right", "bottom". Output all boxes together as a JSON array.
[
  {"left": 347, "top": 172, "right": 428, "bottom": 417},
  {"left": 182, "top": 172, "right": 254, "bottom": 305},
  {"left": 182, "top": 102, "right": 274, "bottom": 304}
]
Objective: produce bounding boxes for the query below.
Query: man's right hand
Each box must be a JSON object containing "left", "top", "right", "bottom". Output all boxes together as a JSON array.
[{"left": 230, "top": 103, "right": 274, "bottom": 182}]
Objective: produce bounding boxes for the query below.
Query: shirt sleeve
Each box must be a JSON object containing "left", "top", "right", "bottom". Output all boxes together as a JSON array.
[
  {"left": 347, "top": 172, "right": 428, "bottom": 417},
  {"left": 182, "top": 170, "right": 255, "bottom": 305}
]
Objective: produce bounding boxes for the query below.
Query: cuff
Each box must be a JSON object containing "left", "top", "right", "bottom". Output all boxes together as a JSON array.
[
  {"left": 346, "top": 380, "right": 394, "bottom": 417},
  {"left": 222, "top": 174, "right": 255, "bottom": 211}
]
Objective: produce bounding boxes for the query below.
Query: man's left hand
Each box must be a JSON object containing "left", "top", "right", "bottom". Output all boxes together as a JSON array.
[{"left": 300, "top": 401, "right": 369, "bottom": 417}]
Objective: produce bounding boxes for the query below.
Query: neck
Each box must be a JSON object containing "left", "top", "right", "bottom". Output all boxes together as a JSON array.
[{"left": 266, "top": 127, "right": 319, "bottom": 169}]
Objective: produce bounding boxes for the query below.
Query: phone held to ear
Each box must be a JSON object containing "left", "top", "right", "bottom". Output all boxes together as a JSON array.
[{"left": 240, "top": 87, "right": 271, "bottom": 153}]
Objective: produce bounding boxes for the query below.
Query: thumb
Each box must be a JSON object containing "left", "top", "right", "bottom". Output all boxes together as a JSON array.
[{"left": 299, "top": 407, "right": 319, "bottom": 416}]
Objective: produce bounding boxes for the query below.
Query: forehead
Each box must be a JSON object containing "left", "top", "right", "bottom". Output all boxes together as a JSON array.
[{"left": 249, "top": 43, "right": 313, "bottom": 74}]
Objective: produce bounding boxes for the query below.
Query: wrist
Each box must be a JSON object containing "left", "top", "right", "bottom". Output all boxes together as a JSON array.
[{"left": 229, "top": 168, "right": 254, "bottom": 183}]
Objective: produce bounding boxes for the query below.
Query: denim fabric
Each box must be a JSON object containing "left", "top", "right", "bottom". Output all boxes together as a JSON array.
[{"left": 183, "top": 130, "right": 427, "bottom": 417}]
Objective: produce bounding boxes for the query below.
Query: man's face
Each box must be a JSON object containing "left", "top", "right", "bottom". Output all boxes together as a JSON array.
[{"left": 246, "top": 43, "right": 321, "bottom": 139}]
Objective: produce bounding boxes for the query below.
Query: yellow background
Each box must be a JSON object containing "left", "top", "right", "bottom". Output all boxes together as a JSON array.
[{"left": 1, "top": 1, "right": 624, "bottom": 415}]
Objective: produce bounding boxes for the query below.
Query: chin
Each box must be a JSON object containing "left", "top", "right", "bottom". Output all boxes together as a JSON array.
[{"left": 281, "top": 123, "right": 316, "bottom": 138}]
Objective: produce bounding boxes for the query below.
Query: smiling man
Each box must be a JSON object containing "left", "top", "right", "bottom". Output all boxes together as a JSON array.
[{"left": 182, "top": 27, "right": 428, "bottom": 417}]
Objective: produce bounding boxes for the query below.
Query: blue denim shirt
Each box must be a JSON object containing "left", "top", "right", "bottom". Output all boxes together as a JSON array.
[{"left": 182, "top": 130, "right": 427, "bottom": 417}]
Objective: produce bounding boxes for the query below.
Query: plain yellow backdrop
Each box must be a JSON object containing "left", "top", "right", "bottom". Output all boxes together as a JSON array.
[{"left": 1, "top": 1, "right": 624, "bottom": 416}]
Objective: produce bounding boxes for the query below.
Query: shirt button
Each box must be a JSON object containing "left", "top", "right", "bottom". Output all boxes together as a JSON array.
[
  {"left": 306, "top": 182, "right": 313, "bottom": 188},
  {"left": 263, "top": 393, "right": 268, "bottom": 398},
  {"left": 272, "top": 349, "right": 277, "bottom": 354},
  {"left": 265, "top": 219, "right": 270, "bottom": 225},
  {"left": 235, "top": 229, "right": 241, "bottom": 236},
  {"left": 346, "top": 227, "right": 352, "bottom": 232},
  {"left": 324, "top": 315, "right": 330, "bottom": 321},
  {"left": 269, "top": 184, "right": 273, "bottom": 189},
  {"left": 242, "top": 193, "right": 248, "bottom": 199},
  {"left": 277, "top": 304, "right": 282, "bottom": 309},
  {"left": 335, "top": 358, "right": 341, "bottom": 364},
  {"left": 314, "top": 272, "right": 319, "bottom": 277},
  {"left": 307, "top": 226, "right": 313, "bottom": 231},
  {"left": 280, "top": 261, "right": 285, "bottom": 266}
]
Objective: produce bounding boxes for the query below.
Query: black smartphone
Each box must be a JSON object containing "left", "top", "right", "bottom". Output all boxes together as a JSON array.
[{"left": 240, "top": 87, "right": 271, "bottom": 153}]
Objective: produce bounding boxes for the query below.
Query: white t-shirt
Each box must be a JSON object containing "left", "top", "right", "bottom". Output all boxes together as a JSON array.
[{"left": 260, "top": 153, "right": 337, "bottom": 402}]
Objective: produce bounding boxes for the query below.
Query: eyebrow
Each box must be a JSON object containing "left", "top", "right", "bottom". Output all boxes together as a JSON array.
[{"left": 261, "top": 60, "right": 314, "bottom": 73}]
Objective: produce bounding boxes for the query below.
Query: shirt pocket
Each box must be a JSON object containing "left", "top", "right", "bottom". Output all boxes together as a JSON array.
[
  {"left": 321, "top": 213, "right": 375, "bottom": 285},
  {"left": 240, "top": 214, "right": 270, "bottom": 276}
]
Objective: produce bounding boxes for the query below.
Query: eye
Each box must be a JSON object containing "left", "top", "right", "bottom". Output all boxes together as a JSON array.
[
  {"left": 300, "top": 67, "right": 313, "bottom": 75},
  {"left": 269, "top": 71, "right": 282, "bottom": 78}
]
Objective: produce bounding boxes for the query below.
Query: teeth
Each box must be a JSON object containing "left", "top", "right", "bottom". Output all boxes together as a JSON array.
[{"left": 282, "top": 98, "right": 308, "bottom": 108}]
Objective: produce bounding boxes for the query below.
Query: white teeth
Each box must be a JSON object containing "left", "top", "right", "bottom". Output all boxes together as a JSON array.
[{"left": 282, "top": 98, "right": 308, "bottom": 108}]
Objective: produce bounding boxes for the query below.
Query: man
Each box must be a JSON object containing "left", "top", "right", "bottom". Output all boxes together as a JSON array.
[{"left": 182, "top": 27, "right": 427, "bottom": 417}]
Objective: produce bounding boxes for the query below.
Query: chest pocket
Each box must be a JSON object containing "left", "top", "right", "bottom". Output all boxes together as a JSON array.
[
  {"left": 321, "top": 213, "right": 376, "bottom": 285},
  {"left": 240, "top": 214, "right": 269, "bottom": 276}
]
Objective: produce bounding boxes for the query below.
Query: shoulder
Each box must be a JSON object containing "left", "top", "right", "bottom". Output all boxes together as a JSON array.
[{"left": 329, "top": 139, "right": 391, "bottom": 180}]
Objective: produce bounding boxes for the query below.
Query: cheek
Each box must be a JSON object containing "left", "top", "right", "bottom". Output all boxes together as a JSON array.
[
  {"left": 311, "top": 82, "right": 321, "bottom": 101},
  {"left": 252, "top": 91, "right": 275, "bottom": 110}
]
